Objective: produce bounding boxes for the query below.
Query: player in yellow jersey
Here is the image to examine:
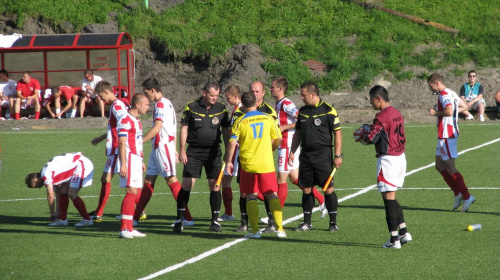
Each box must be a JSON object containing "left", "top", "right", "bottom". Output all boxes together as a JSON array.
[{"left": 225, "top": 91, "right": 286, "bottom": 239}]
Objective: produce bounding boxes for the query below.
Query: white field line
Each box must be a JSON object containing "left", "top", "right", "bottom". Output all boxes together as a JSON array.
[
  {"left": 138, "top": 137, "right": 500, "bottom": 280},
  {"left": 4, "top": 187, "right": 499, "bottom": 203}
]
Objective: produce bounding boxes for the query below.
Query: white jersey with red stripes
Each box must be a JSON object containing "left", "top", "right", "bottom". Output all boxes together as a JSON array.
[
  {"left": 275, "top": 97, "right": 299, "bottom": 148},
  {"left": 151, "top": 97, "right": 176, "bottom": 149},
  {"left": 436, "top": 88, "right": 460, "bottom": 139},
  {"left": 41, "top": 152, "right": 89, "bottom": 186},
  {"left": 117, "top": 113, "right": 143, "bottom": 157},
  {"left": 105, "top": 99, "right": 128, "bottom": 156}
]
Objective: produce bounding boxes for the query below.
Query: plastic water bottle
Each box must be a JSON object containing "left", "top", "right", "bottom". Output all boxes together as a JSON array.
[{"left": 467, "top": 224, "right": 481, "bottom": 231}]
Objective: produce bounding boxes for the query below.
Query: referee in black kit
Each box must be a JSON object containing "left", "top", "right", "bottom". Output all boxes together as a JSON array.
[
  {"left": 289, "top": 81, "right": 343, "bottom": 232},
  {"left": 174, "top": 82, "right": 230, "bottom": 233}
]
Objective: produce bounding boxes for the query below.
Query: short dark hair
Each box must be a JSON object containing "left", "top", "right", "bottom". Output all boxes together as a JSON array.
[
  {"left": 272, "top": 77, "right": 288, "bottom": 93},
  {"left": 84, "top": 69, "right": 93, "bottom": 75},
  {"left": 0, "top": 69, "right": 9, "bottom": 77},
  {"left": 468, "top": 70, "right": 477, "bottom": 76},
  {"left": 25, "top": 173, "right": 40, "bottom": 188},
  {"left": 203, "top": 82, "right": 219, "bottom": 93},
  {"left": 23, "top": 71, "right": 32, "bottom": 76},
  {"left": 132, "top": 93, "right": 147, "bottom": 107},
  {"left": 427, "top": 73, "right": 444, "bottom": 84},
  {"left": 241, "top": 91, "right": 256, "bottom": 108},
  {"left": 369, "top": 85, "right": 389, "bottom": 102},
  {"left": 300, "top": 81, "right": 319, "bottom": 96},
  {"left": 51, "top": 87, "right": 60, "bottom": 95},
  {"left": 142, "top": 77, "right": 161, "bottom": 91},
  {"left": 94, "top": 80, "right": 112, "bottom": 94}
]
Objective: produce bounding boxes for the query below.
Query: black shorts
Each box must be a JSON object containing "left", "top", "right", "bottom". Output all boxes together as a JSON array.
[
  {"left": 183, "top": 146, "right": 222, "bottom": 179},
  {"left": 299, "top": 148, "right": 333, "bottom": 188}
]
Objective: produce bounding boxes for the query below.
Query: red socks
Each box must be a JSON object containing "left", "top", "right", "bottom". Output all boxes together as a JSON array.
[
  {"left": 72, "top": 196, "right": 90, "bottom": 220},
  {"left": 35, "top": 112, "right": 40, "bottom": 119},
  {"left": 120, "top": 192, "right": 136, "bottom": 231},
  {"left": 451, "top": 172, "right": 470, "bottom": 199},
  {"left": 133, "top": 183, "right": 153, "bottom": 221},
  {"left": 96, "top": 182, "right": 111, "bottom": 216},
  {"left": 15, "top": 113, "right": 20, "bottom": 120},
  {"left": 222, "top": 187, "right": 233, "bottom": 216},
  {"left": 277, "top": 183, "right": 288, "bottom": 208},
  {"left": 59, "top": 193, "right": 69, "bottom": 220},
  {"left": 441, "top": 171, "right": 458, "bottom": 196}
]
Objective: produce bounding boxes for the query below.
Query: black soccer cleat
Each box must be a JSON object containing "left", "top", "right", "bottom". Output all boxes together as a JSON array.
[
  {"left": 210, "top": 221, "right": 222, "bottom": 232},
  {"left": 328, "top": 223, "right": 339, "bottom": 232},
  {"left": 262, "top": 219, "right": 277, "bottom": 233},
  {"left": 294, "top": 222, "right": 312, "bottom": 231},
  {"left": 234, "top": 220, "right": 248, "bottom": 232},
  {"left": 172, "top": 220, "right": 183, "bottom": 233}
]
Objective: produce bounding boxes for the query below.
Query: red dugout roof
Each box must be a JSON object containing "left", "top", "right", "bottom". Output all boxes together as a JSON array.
[{"left": 5, "top": 32, "right": 133, "bottom": 50}]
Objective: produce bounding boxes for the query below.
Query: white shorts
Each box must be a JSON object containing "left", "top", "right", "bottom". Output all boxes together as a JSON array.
[
  {"left": 223, "top": 144, "right": 239, "bottom": 176},
  {"left": 103, "top": 154, "right": 120, "bottom": 174},
  {"left": 376, "top": 153, "right": 406, "bottom": 193},
  {"left": 436, "top": 138, "right": 458, "bottom": 161},
  {"left": 146, "top": 141, "right": 177, "bottom": 177},
  {"left": 69, "top": 156, "right": 94, "bottom": 189},
  {"left": 20, "top": 98, "right": 38, "bottom": 109},
  {"left": 119, "top": 153, "right": 143, "bottom": 189},
  {"left": 470, "top": 98, "right": 485, "bottom": 110},
  {"left": 277, "top": 147, "right": 299, "bottom": 172}
]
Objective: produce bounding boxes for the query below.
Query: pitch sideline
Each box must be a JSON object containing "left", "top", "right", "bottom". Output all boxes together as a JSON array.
[{"left": 138, "top": 137, "right": 500, "bottom": 280}]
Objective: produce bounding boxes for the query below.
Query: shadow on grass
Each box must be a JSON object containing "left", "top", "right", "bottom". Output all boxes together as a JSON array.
[{"left": 339, "top": 205, "right": 500, "bottom": 216}]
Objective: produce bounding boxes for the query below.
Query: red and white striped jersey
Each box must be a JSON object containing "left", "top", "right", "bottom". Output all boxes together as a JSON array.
[
  {"left": 106, "top": 99, "right": 128, "bottom": 156},
  {"left": 436, "top": 88, "right": 460, "bottom": 139},
  {"left": 230, "top": 102, "right": 243, "bottom": 126},
  {"left": 40, "top": 152, "right": 87, "bottom": 186},
  {"left": 275, "top": 97, "right": 299, "bottom": 148},
  {"left": 152, "top": 97, "right": 176, "bottom": 149},
  {"left": 118, "top": 113, "right": 143, "bottom": 157}
]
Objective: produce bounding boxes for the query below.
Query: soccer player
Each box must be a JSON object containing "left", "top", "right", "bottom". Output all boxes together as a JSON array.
[
  {"left": 79, "top": 69, "right": 104, "bottom": 118},
  {"left": 25, "top": 152, "right": 94, "bottom": 227},
  {"left": 14, "top": 71, "right": 41, "bottom": 119},
  {"left": 242, "top": 81, "right": 279, "bottom": 233},
  {"left": 45, "top": 86, "right": 79, "bottom": 118},
  {"left": 173, "top": 82, "right": 230, "bottom": 233},
  {"left": 0, "top": 69, "right": 17, "bottom": 119},
  {"left": 132, "top": 77, "right": 194, "bottom": 226},
  {"left": 270, "top": 77, "right": 326, "bottom": 217},
  {"left": 289, "top": 81, "right": 342, "bottom": 232},
  {"left": 218, "top": 85, "right": 243, "bottom": 222},
  {"left": 226, "top": 91, "right": 286, "bottom": 239},
  {"left": 89, "top": 81, "right": 129, "bottom": 221},
  {"left": 117, "top": 93, "right": 149, "bottom": 239},
  {"left": 354, "top": 85, "right": 412, "bottom": 249},
  {"left": 427, "top": 73, "right": 475, "bottom": 212}
]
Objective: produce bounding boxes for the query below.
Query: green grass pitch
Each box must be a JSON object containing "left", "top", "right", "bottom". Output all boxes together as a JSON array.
[{"left": 1, "top": 122, "right": 499, "bottom": 279}]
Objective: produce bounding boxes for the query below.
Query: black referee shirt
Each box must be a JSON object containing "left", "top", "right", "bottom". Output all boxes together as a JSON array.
[
  {"left": 296, "top": 99, "right": 340, "bottom": 151},
  {"left": 181, "top": 97, "right": 230, "bottom": 148}
]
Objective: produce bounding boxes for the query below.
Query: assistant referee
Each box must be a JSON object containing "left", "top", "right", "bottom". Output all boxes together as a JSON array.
[
  {"left": 174, "top": 82, "right": 230, "bottom": 233},
  {"left": 289, "top": 81, "right": 343, "bottom": 232}
]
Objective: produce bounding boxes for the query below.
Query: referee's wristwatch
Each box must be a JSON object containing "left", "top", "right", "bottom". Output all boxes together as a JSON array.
[{"left": 334, "top": 154, "right": 344, "bottom": 159}]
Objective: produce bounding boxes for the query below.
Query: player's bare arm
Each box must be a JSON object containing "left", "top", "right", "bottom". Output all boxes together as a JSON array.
[
  {"left": 333, "top": 129, "right": 343, "bottom": 169},
  {"left": 143, "top": 119, "right": 162, "bottom": 143},
  {"left": 272, "top": 137, "right": 282, "bottom": 151},
  {"left": 429, "top": 104, "right": 453, "bottom": 116},
  {"left": 178, "top": 125, "right": 189, "bottom": 165},
  {"left": 118, "top": 136, "right": 128, "bottom": 178},
  {"left": 279, "top": 123, "right": 296, "bottom": 132},
  {"left": 225, "top": 140, "right": 237, "bottom": 174},
  {"left": 288, "top": 130, "right": 302, "bottom": 166},
  {"left": 45, "top": 183, "right": 56, "bottom": 220}
]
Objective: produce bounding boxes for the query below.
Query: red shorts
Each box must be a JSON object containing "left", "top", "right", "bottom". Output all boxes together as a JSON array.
[{"left": 239, "top": 169, "right": 278, "bottom": 195}]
